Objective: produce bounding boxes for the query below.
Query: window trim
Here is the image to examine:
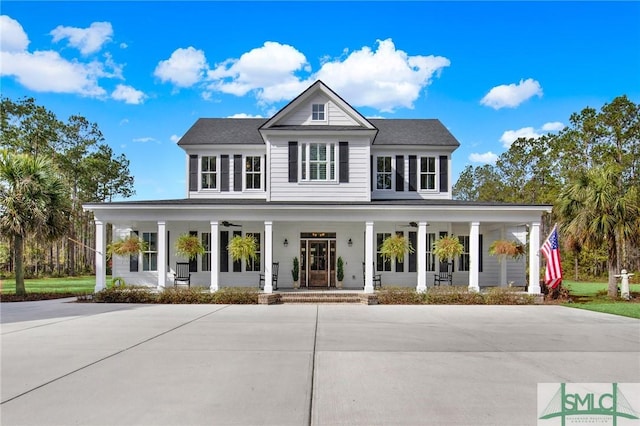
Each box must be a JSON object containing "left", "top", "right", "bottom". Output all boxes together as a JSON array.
[
  {"left": 200, "top": 155, "right": 219, "bottom": 191},
  {"left": 244, "top": 155, "right": 263, "bottom": 191},
  {"left": 300, "top": 142, "right": 337, "bottom": 183},
  {"left": 311, "top": 103, "right": 326, "bottom": 121}
]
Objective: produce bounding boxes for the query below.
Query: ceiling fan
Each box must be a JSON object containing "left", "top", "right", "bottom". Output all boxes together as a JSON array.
[
  {"left": 398, "top": 222, "right": 427, "bottom": 228},
  {"left": 221, "top": 221, "right": 242, "bottom": 227}
]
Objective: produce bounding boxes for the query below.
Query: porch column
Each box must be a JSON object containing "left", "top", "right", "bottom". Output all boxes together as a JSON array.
[
  {"left": 94, "top": 219, "right": 106, "bottom": 292},
  {"left": 157, "top": 221, "right": 166, "bottom": 290},
  {"left": 264, "top": 221, "right": 273, "bottom": 293},
  {"left": 468, "top": 222, "right": 480, "bottom": 292},
  {"left": 210, "top": 221, "right": 219, "bottom": 292},
  {"left": 416, "top": 221, "right": 428, "bottom": 292},
  {"left": 528, "top": 222, "right": 541, "bottom": 294},
  {"left": 499, "top": 226, "right": 507, "bottom": 286},
  {"left": 364, "top": 221, "right": 374, "bottom": 293}
]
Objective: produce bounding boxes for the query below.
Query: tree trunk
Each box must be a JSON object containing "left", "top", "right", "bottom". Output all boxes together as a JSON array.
[
  {"left": 14, "top": 234, "right": 26, "bottom": 296},
  {"left": 607, "top": 246, "right": 618, "bottom": 298}
]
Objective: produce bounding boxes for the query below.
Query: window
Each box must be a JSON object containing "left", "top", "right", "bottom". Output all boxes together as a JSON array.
[
  {"left": 142, "top": 232, "right": 157, "bottom": 271},
  {"left": 202, "top": 232, "right": 211, "bottom": 272},
  {"left": 376, "top": 156, "right": 392, "bottom": 190},
  {"left": 245, "top": 156, "right": 261, "bottom": 190},
  {"left": 426, "top": 233, "right": 436, "bottom": 272},
  {"left": 312, "top": 103, "right": 325, "bottom": 121},
  {"left": 420, "top": 156, "right": 436, "bottom": 190},
  {"left": 201, "top": 156, "right": 217, "bottom": 189},
  {"left": 458, "top": 236, "right": 470, "bottom": 272},
  {"left": 246, "top": 233, "right": 261, "bottom": 272},
  {"left": 376, "top": 233, "right": 391, "bottom": 272},
  {"left": 301, "top": 143, "right": 335, "bottom": 181}
]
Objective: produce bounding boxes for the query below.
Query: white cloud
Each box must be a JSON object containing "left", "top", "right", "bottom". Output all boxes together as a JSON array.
[
  {"left": 154, "top": 46, "right": 208, "bottom": 87},
  {"left": 480, "top": 78, "right": 543, "bottom": 110},
  {"left": 50, "top": 22, "right": 113, "bottom": 55},
  {"left": 169, "top": 134, "right": 180, "bottom": 143},
  {"left": 313, "top": 38, "right": 450, "bottom": 112},
  {"left": 120, "top": 42, "right": 128, "bottom": 49},
  {"left": 119, "top": 118, "right": 129, "bottom": 126},
  {"left": 132, "top": 137, "right": 156, "bottom": 143},
  {"left": 111, "top": 84, "right": 146, "bottom": 104},
  {"left": 500, "top": 127, "right": 541, "bottom": 148},
  {"left": 541, "top": 121, "right": 564, "bottom": 131},
  {"left": 469, "top": 151, "right": 498, "bottom": 164},
  {"left": 0, "top": 15, "right": 29, "bottom": 52},
  {"left": 227, "top": 113, "right": 264, "bottom": 118}
]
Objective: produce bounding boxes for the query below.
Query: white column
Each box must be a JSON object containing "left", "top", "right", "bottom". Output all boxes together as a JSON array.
[
  {"left": 210, "top": 221, "right": 219, "bottom": 292},
  {"left": 364, "top": 221, "right": 374, "bottom": 293},
  {"left": 157, "top": 221, "right": 166, "bottom": 290},
  {"left": 94, "top": 220, "right": 106, "bottom": 292},
  {"left": 499, "top": 226, "right": 507, "bottom": 286},
  {"left": 528, "top": 222, "right": 541, "bottom": 294},
  {"left": 264, "top": 221, "right": 273, "bottom": 293},
  {"left": 468, "top": 222, "right": 480, "bottom": 292},
  {"left": 416, "top": 221, "right": 427, "bottom": 292}
]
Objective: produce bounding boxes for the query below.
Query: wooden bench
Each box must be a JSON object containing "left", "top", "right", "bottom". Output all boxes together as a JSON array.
[
  {"left": 173, "top": 262, "right": 191, "bottom": 288},
  {"left": 259, "top": 262, "right": 279, "bottom": 290}
]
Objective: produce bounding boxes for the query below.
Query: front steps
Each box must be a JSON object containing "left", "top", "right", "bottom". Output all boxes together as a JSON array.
[{"left": 258, "top": 291, "right": 378, "bottom": 305}]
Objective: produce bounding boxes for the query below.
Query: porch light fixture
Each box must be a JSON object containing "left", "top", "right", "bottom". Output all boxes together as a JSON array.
[
  {"left": 348, "top": 238, "right": 353, "bottom": 247},
  {"left": 283, "top": 238, "right": 288, "bottom": 247}
]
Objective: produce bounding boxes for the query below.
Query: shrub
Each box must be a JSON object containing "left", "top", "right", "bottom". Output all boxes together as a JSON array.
[
  {"left": 212, "top": 287, "right": 259, "bottom": 304},
  {"left": 1, "top": 292, "right": 78, "bottom": 302},
  {"left": 157, "top": 287, "right": 215, "bottom": 304},
  {"left": 93, "top": 286, "right": 156, "bottom": 303},
  {"left": 377, "top": 287, "right": 425, "bottom": 304},
  {"left": 425, "top": 286, "right": 484, "bottom": 305},
  {"left": 484, "top": 287, "right": 536, "bottom": 305}
]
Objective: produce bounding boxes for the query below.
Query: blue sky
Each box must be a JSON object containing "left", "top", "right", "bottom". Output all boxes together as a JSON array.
[{"left": 2, "top": 1, "right": 639, "bottom": 201}]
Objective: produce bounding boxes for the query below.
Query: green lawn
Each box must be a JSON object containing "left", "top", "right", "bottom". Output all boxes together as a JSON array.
[
  {"left": 561, "top": 280, "right": 640, "bottom": 319},
  {"left": 0, "top": 276, "right": 96, "bottom": 295}
]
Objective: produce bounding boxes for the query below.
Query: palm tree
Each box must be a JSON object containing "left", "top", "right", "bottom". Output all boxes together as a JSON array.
[
  {"left": 0, "top": 150, "right": 71, "bottom": 295},
  {"left": 557, "top": 166, "right": 639, "bottom": 297}
]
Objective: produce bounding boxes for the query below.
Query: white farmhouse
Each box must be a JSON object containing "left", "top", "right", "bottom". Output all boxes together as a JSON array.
[{"left": 84, "top": 80, "right": 551, "bottom": 294}]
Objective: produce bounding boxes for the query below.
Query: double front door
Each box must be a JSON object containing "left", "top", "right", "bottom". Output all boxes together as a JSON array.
[{"left": 300, "top": 234, "right": 336, "bottom": 288}]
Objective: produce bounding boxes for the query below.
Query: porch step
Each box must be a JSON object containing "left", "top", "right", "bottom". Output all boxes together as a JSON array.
[{"left": 258, "top": 292, "right": 378, "bottom": 305}]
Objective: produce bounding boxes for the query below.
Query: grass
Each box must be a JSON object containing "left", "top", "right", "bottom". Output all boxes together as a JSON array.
[
  {"left": 560, "top": 280, "right": 640, "bottom": 319},
  {"left": 0, "top": 276, "right": 96, "bottom": 295}
]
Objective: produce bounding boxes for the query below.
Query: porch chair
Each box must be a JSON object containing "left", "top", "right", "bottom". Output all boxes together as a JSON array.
[
  {"left": 362, "top": 262, "right": 382, "bottom": 289},
  {"left": 174, "top": 262, "right": 191, "bottom": 288},
  {"left": 433, "top": 262, "right": 453, "bottom": 286},
  {"left": 259, "top": 262, "right": 279, "bottom": 290}
]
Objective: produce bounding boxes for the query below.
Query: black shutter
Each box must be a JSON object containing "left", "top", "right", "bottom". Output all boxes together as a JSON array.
[
  {"left": 233, "top": 230, "right": 242, "bottom": 272},
  {"left": 339, "top": 142, "right": 349, "bottom": 183},
  {"left": 220, "top": 231, "right": 229, "bottom": 273},
  {"left": 221, "top": 155, "right": 229, "bottom": 191},
  {"left": 395, "top": 155, "right": 404, "bottom": 192},
  {"left": 234, "top": 155, "right": 242, "bottom": 192},
  {"left": 188, "top": 155, "right": 198, "bottom": 191},
  {"left": 370, "top": 155, "right": 374, "bottom": 191},
  {"left": 408, "top": 155, "right": 417, "bottom": 192},
  {"left": 479, "top": 234, "right": 483, "bottom": 273},
  {"left": 439, "top": 155, "right": 448, "bottom": 193},
  {"left": 288, "top": 142, "right": 298, "bottom": 182},
  {"left": 167, "top": 231, "right": 170, "bottom": 267},
  {"left": 188, "top": 231, "right": 198, "bottom": 272},
  {"left": 264, "top": 154, "right": 267, "bottom": 192},
  {"left": 129, "top": 230, "right": 139, "bottom": 272},
  {"left": 408, "top": 232, "right": 417, "bottom": 272}
]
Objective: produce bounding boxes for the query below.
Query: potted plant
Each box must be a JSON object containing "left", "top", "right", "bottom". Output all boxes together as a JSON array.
[
  {"left": 292, "top": 256, "right": 300, "bottom": 289},
  {"left": 336, "top": 256, "right": 344, "bottom": 288},
  {"left": 228, "top": 235, "right": 257, "bottom": 262},
  {"left": 175, "top": 233, "right": 205, "bottom": 260},
  {"left": 433, "top": 235, "right": 464, "bottom": 262},
  {"left": 380, "top": 234, "right": 415, "bottom": 263},
  {"left": 489, "top": 239, "right": 525, "bottom": 260},
  {"left": 106, "top": 235, "right": 147, "bottom": 259}
]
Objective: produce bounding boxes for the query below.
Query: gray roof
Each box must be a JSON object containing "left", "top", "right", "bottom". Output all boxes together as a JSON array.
[{"left": 178, "top": 118, "right": 460, "bottom": 147}]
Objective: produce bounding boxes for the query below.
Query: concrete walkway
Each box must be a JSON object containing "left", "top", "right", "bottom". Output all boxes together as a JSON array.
[{"left": 1, "top": 299, "right": 638, "bottom": 426}]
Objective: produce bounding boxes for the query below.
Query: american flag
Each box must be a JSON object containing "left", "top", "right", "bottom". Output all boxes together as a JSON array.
[{"left": 540, "top": 224, "right": 562, "bottom": 289}]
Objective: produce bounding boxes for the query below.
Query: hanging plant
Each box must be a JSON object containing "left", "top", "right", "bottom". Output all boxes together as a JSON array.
[
  {"left": 228, "top": 235, "right": 257, "bottom": 262},
  {"left": 432, "top": 235, "right": 464, "bottom": 261},
  {"left": 175, "top": 234, "right": 205, "bottom": 260},
  {"left": 489, "top": 239, "right": 525, "bottom": 260},
  {"left": 106, "top": 235, "right": 147, "bottom": 258},
  {"left": 380, "top": 234, "right": 415, "bottom": 263}
]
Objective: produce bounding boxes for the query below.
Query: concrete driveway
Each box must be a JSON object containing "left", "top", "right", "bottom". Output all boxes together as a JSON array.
[{"left": 1, "top": 299, "right": 638, "bottom": 426}]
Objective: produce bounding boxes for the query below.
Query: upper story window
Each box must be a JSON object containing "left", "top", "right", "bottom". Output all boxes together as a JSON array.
[
  {"left": 301, "top": 143, "right": 335, "bottom": 181},
  {"left": 376, "top": 156, "right": 392, "bottom": 190},
  {"left": 420, "top": 156, "right": 436, "bottom": 190},
  {"left": 245, "top": 156, "right": 262, "bottom": 190},
  {"left": 312, "top": 104, "right": 325, "bottom": 121},
  {"left": 201, "top": 156, "right": 217, "bottom": 189}
]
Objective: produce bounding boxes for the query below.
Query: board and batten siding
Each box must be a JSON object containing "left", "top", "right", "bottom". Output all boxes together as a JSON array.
[
  {"left": 280, "top": 93, "right": 360, "bottom": 126},
  {"left": 268, "top": 137, "right": 371, "bottom": 202}
]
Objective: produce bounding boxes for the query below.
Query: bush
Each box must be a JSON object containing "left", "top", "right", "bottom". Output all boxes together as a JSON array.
[
  {"left": 377, "top": 287, "right": 425, "bottom": 304},
  {"left": 93, "top": 286, "right": 157, "bottom": 303},
  {"left": 425, "top": 286, "right": 484, "bottom": 305},
  {"left": 157, "top": 287, "right": 215, "bottom": 304},
  {"left": 212, "top": 287, "right": 259, "bottom": 304},
  {"left": 483, "top": 287, "right": 536, "bottom": 305},
  {"left": 1, "top": 292, "right": 78, "bottom": 302}
]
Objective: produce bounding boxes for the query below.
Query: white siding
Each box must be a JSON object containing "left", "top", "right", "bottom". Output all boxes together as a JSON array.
[
  {"left": 268, "top": 136, "right": 371, "bottom": 202},
  {"left": 280, "top": 93, "right": 359, "bottom": 126}
]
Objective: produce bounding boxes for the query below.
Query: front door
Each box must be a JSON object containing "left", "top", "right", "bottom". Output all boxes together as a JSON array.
[{"left": 309, "top": 241, "right": 328, "bottom": 287}]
